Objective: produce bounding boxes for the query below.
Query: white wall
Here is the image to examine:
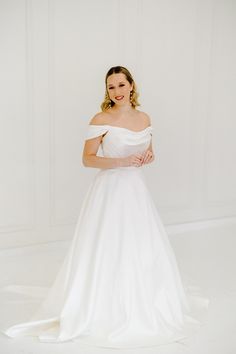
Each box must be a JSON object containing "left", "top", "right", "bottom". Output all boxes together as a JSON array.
[{"left": 0, "top": 0, "right": 235, "bottom": 248}]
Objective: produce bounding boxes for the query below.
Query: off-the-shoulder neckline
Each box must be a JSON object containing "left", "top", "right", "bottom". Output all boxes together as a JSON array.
[{"left": 88, "top": 124, "right": 152, "bottom": 133}]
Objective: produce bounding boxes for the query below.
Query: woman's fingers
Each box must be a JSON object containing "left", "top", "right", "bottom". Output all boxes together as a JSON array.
[
  {"left": 130, "top": 152, "right": 154, "bottom": 167},
  {"left": 135, "top": 153, "right": 143, "bottom": 160},
  {"left": 142, "top": 150, "right": 153, "bottom": 164},
  {"left": 132, "top": 154, "right": 143, "bottom": 166}
]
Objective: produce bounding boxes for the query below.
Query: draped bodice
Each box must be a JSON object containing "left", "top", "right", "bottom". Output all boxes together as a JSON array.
[{"left": 85, "top": 124, "right": 153, "bottom": 158}]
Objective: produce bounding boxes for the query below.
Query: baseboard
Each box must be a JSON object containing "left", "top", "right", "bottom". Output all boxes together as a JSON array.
[{"left": 166, "top": 215, "right": 236, "bottom": 235}]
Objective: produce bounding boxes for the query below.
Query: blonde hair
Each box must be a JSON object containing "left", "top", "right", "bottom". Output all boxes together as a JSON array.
[{"left": 100, "top": 66, "right": 140, "bottom": 111}]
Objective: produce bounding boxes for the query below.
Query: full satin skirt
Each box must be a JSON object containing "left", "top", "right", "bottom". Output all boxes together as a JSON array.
[{"left": 1, "top": 167, "right": 209, "bottom": 348}]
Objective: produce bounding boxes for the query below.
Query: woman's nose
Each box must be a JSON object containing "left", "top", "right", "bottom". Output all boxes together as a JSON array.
[{"left": 114, "top": 90, "right": 121, "bottom": 96}]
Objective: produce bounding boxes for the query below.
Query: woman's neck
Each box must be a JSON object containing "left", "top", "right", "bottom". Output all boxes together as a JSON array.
[{"left": 111, "top": 103, "right": 134, "bottom": 114}]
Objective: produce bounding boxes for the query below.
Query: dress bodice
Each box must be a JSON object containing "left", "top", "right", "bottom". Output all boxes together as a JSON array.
[{"left": 85, "top": 124, "right": 153, "bottom": 158}]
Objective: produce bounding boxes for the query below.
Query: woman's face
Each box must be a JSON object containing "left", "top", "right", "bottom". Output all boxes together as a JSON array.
[{"left": 106, "top": 73, "right": 133, "bottom": 106}]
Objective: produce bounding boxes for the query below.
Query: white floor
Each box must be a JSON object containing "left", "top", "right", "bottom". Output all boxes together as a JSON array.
[{"left": 0, "top": 222, "right": 235, "bottom": 354}]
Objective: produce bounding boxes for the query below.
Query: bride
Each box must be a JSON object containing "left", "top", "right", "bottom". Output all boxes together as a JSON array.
[{"left": 1, "top": 65, "right": 209, "bottom": 349}]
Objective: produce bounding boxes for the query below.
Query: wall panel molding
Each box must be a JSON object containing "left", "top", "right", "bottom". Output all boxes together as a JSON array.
[{"left": 0, "top": 0, "right": 35, "bottom": 233}]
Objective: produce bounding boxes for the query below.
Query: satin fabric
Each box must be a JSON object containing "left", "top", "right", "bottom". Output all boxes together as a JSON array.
[{"left": 1, "top": 124, "right": 209, "bottom": 348}]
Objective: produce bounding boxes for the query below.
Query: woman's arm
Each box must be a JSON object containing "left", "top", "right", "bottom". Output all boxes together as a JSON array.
[
  {"left": 82, "top": 135, "right": 122, "bottom": 168},
  {"left": 82, "top": 135, "right": 144, "bottom": 169},
  {"left": 83, "top": 136, "right": 154, "bottom": 169},
  {"left": 139, "top": 112, "right": 155, "bottom": 165},
  {"left": 141, "top": 139, "right": 155, "bottom": 165}
]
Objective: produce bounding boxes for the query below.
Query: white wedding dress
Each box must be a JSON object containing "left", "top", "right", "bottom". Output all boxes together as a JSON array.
[{"left": 0, "top": 124, "right": 209, "bottom": 348}]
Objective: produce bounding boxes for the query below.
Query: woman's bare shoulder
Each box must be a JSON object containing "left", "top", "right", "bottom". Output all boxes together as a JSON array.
[
  {"left": 136, "top": 110, "right": 152, "bottom": 126},
  {"left": 88, "top": 111, "right": 110, "bottom": 126}
]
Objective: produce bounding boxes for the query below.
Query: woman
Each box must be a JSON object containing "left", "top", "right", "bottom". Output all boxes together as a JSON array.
[
  {"left": 1, "top": 66, "right": 209, "bottom": 348},
  {"left": 83, "top": 66, "right": 154, "bottom": 169}
]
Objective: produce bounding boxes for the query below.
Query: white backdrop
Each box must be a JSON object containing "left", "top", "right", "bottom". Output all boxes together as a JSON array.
[{"left": 0, "top": 0, "right": 235, "bottom": 248}]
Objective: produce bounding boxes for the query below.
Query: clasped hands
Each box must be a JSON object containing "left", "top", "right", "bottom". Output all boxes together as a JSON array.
[{"left": 125, "top": 149, "right": 154, "bottom": 167}]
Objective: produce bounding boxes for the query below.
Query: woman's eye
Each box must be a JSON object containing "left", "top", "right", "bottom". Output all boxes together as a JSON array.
[{"left": 108, "top": 84, "right": 125, "bottom": 89}]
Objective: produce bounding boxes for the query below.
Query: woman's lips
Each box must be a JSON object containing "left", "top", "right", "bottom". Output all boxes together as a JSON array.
[{"left": 115, "top": 96, "right": 124, "bottom": 100}]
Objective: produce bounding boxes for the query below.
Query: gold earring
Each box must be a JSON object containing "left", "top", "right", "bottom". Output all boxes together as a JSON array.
[{"left": 130, "top": 90, "right": 133, "bottom": 103}]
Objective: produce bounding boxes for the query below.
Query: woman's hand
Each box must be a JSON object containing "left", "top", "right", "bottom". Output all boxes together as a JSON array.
[
  {"left": 141, "top": 149, "right": 154, "bottom": 165},
  {"left": 121, "top": 150, "right": 154, "bottom": 167},
  {"left": 121, "top": 153, "right": 144, "bottom": 167}
]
